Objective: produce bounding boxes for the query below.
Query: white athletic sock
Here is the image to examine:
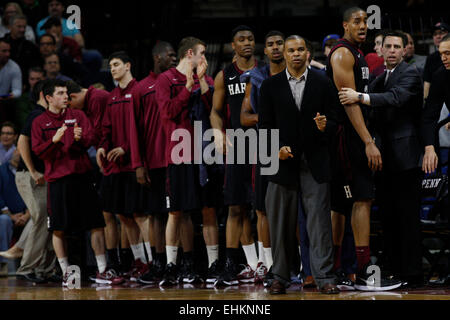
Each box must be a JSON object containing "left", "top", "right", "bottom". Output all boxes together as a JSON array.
[
  {"left": 96, "top": 254, "right": 107, "bottom": 274},
  {"left": 298, "top": 245, "right": 303, "bottom": 272},
  {"left": 131, "top": 243, "right": 147, "bottom": 264},
  {"left": 206, "top": 245, "right": 219, "bottom": 268},
  {"left": 144, "top": 242, "right": 153, "bottom": 263},
  {"left": 166, "top": 245, "right": 178, "bottom": 265},
  {"left": 257, "top": 241, "right": 266, "bottom": 265},
  {"left": 263, "top": 247, "right": 273, "bottom": 270},
  {"left": 242, "top": 243, "right": 258, "bottom": 271},
  {"left": 58, "top": 257, "right": 69, "bottom": 274}
]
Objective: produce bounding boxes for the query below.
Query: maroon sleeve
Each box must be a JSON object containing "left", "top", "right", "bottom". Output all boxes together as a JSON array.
[
  {"left": 155, "top": 73, "right": 191, "bottom": 120},
  {"left": 31, "top": 117, "right": 64, "bottom": 160},
  {"left": 129, "top": 87, "right": 144, "bottom": 169},
  {"left": 90, "top": 95, "right": 107, "bottom": 148},
  {"left": 70, "top": 111, "right": 95, "bottom": 151},
  {"left": 98, "top": 103, "right": 112, "bottom": 151}
]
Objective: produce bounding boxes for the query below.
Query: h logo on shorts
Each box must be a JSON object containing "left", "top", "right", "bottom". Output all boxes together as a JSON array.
[{"left": 343, "top": 185, "right": 353, "bottom": 199}]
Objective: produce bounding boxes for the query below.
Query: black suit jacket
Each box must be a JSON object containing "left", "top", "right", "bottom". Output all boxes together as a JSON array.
[
  {"left": 422, "top": 66, "right": 450, "bottom": 148},
  {"left": 259, "top": 67, "right": 338, "bottom": 188},
  {"left": 369, "top": 60, "right": 423, "bottom": 172}
]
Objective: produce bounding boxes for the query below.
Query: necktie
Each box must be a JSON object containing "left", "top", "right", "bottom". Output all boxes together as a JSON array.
[{"left": 384, "top": 70, "right": 391, "bottom": 86}]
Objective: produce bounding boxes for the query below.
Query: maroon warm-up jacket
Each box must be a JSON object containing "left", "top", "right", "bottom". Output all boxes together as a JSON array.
[
  {"left": 31, "top": 107, "right": 94, "bottom": 182},
  {"left": 155, "top": 68, "right": 213, "bottom": 165},
  {"left": 84, "top": 86, "right": 108, "bottom": 148},
  {"left": 98, "top": 79, "right": 138, "bottom": 176},
  {"left": 129, "top": 72, "right": 167, "bottom": 170}
]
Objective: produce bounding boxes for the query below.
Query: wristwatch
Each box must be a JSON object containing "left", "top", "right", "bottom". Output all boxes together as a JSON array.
[{"left": 358, "top": 93, "right": 363, "bottom": 102}]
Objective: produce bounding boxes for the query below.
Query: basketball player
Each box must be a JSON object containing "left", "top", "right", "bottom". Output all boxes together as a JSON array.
[
  {"left": 327, "top": 7, "right": 402, "bottom": 290},
  {"left": 210, "top": 25, "right": 261, "bottom": 286}
]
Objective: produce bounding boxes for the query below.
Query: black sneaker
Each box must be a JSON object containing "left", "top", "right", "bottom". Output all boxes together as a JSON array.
[
  {"left": 355, "top": 266, "right": 402, "bottom": 291},
  {"left": 335, "top": 271, "right": 355, "bottom": 291},
  {"left": 206, "top": 260, "right": 220, "bottom": 283},
  {"left": 153, "top": 259, "right": 165, "bottom": 279},
  {"left": 138, "top": 265, "right": 158, "bottom": 284},
  {"left": 16, "top": 273, "right": 47, "bottom": 284},
  {"left": 180, "top": 259, "right": 203, "bottom": 284},
  {"left": 214, "top": 258, "right": 239, "bottom": 286},
  {"left": 159, "top": 263, "right": 179, "bottom": 287}
]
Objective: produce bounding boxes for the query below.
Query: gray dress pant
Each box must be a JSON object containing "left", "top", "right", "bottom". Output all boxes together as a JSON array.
[{"left": 265, "top": 154, "right": 336, "bottom": 288}]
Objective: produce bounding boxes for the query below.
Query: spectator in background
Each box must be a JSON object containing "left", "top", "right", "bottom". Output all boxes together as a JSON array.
[
  {"left": 4, "top": 14, "right": 41, "bottom": 79},
  {"left": 0, "top": 37, "right": 22, "bottom": 99},
  {"left": 0, "top": 122, "right": 18, "bottom": 165},
  {"left": 404, "top": 32, "right": 426, "bottom": 75},
  {"left": 43, "top": 53, "right": 71, "bottom": 81},
  {"left": 41, "top": 16, "right": 81, "bottom": 63},
  {"left": 0, "top": 148, "right": 30, "bottom": 276},
  {"left": 423, "top": 21, "right": 449, "bottom": 98},
  {"left": 367, "top": 30, "right": 387, "bottom": 78},
  {"left": 15, "top": 67, "right": 45, "bottom": 130},
  {"left": 36, "top": 0, "right": 84, "bottom": 48},
  {"left": 0, "top": 2, "right": 35, "bottom": 43},
  {"left": 323, "top": 34, "right": 340, "bottom": 57},
  {"left": 19, "top": 0, "right": 47, "bottom": 29}
]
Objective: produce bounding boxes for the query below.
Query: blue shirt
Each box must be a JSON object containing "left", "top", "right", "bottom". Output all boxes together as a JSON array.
[
  {"left": 36, "top": 16, "right": 81, "bottom": 38},
  {"left": 0, "top": 163, "right": 26, "bottom": 213},
  {"left": 0, "top": 59, "right": 22, "bottom": 98},
  {"left": 0, "top": 144, "right": 16, "bottom": 165}
]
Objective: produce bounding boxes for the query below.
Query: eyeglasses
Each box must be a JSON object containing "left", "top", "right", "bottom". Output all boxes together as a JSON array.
[{"left": 1, "top": 132, "right": 15, "bottom": 136}]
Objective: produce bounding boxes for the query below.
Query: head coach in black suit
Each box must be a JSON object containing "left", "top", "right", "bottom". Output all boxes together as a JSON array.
[
  {"left": 259, "top": 35, "right": 339, "bottom": 294},
  {"left": 339, "top": 30, "right": 424, "bottom": 287}
]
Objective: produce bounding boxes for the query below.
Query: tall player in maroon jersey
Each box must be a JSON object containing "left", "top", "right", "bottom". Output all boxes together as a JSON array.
[
  {"left": 128, "top": 41, "right": 177, "bottom": 284},
  {"left": 96, "top": 52, "right": 150, "bottom": 281},
  {"left": 327, "top": 7, "right": 401, "bottom": 291},
  {"left": 210, "top": 26, "right": 260, "bottom": 286}
]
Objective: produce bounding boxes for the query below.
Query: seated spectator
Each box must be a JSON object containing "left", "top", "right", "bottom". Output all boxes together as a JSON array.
[
  {"left": 41, "top": 16, "right": 82, "bottom": 63},
  {"left": 404, "top": 32, "right": 426, "bottom": 75},
  {"left": 0, "top": 122, "right": 18, "bottom": 165},
  {"left": 0, "top": 211, "right": 32, "bottom": 260},
  {"left": 35, "top": 0, "right": 84, "bottom": 48},
  {"left": 0, "top": 37, "right": 22, "bottom": 99},
  {"left": 0, "top": 2, "right": 35, "bottom": 43},
  {"left": 0, "top": 148, "right": 30, "bottom": 274},
  {"left": 15, "top": 67, "right": 45, "bottom": 130},
  {"left": 323, "top": 34, "right": 340, "bottom": 57},
  {"left": 19, "top": 0, "right": 48, "bottom": 30},
  {"left": 4, "top": 14, "right": 41, "bottom": 78},
  {"left": 43, "top": 53, "right": 71, "bottom": 81}
]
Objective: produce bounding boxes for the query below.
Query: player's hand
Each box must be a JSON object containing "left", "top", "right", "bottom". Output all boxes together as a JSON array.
[
  {"left": 279, "top": 146, "right": 294, "bottom": 160},
  {"left": 52, "top": 124, "right": 67, "bottom": 143},
  {"left": 213, "top": 129, "right": 232, "bottom": 155},
  {"left": 136, "top": 167, "right": 151, "bottom": 186},
  {"left": 96, "top": 148, "right": 106, "bottom": 169},
  {"left": 365, "top": 141, "right": 382, "bottom": 171},
  {"left": 107, "top": 147, "right": 125, "bottom": 162},
  {"left": 197, "top": 56, "right": 208, "bottom": 80},
  {"left": 314, "top": 112, "right": 327, "bottom": 132},
  {"left": 74, "top": 122, "right": 82, "bottom": 141},
  {"left": 30, "top": 171, "right": 45, "bottom": 186},
  {"left": 422, "top": 145, "right": 438, "bottom": 174},
  {"left": 186, "top": 61, "right": 195, "bottom": 91},
  {"left": 339, "top": 88, "right": 359, "bottom": 105}
]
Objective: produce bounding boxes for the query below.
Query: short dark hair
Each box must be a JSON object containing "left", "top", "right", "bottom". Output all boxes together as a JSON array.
[
  {"left": 0, "top": 121, "right": 17, "bottom": 134},
  {"left": 177, "top": 37, "right": 206, "bottom": 60},
  {"left": 375, "top": 29, "right": 388, "bottom": 39},
  {"left": 29, "top": 66, "right": 45, "bottom": 75},
  {"left": 343, "top": 7, "right": 365, "bottom": 22},
  {"left": 231, "top": 25, "right": 254, "bottom": 41},
  {"left": 264, "top": 30, "right": 285, "bottom": 45},
  {"left": 441, "top": 34, "right": 450, "bottom": 44},
  {"left": 382, "top": 30, "right": 408, "bottom": 47},
  {"left": 108, "top": 51, "right": 132, "bottom": 65},
  {"left": 31, "top": 79, "right": 49, "bottom": 103},
  {"left": 152, "top": 41, "right": 173, "bottom": 57},
  {"left": 41, "top": 16, "right": 61, "bottom": 31},
  {"left": 65, "top": 80, "right": 83, "bottom": 95},
  {"left": 10, "top": 14, "right": 27, "bottom": 26},
  {"left": 39, "top": 33, "right": 56, "bottom": 44},
  {"left": 285, "top": 35, "right": 305, "bottom": 43},
  {"left": 43, "top": 79, "right": 67, "bottom": 98}
]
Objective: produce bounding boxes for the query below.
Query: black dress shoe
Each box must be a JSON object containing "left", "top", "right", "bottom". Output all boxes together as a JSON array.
[
  {"left": 269, "top": 279, "right": 286, "bottom": 294},
  {"left": 320, "top": 283, "right": 340, "bottom": 294},
  {"left": 16, "top": 273, "right": 47, "bottom": 284}
]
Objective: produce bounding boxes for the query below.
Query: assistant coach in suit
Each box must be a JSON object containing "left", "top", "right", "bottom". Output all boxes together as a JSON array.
[
  {"left": 259, "top": 35, "right": 339, "bottom": 294},
  {"left": 339, "top": 31, "right": 424, "bottom": 286}
]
